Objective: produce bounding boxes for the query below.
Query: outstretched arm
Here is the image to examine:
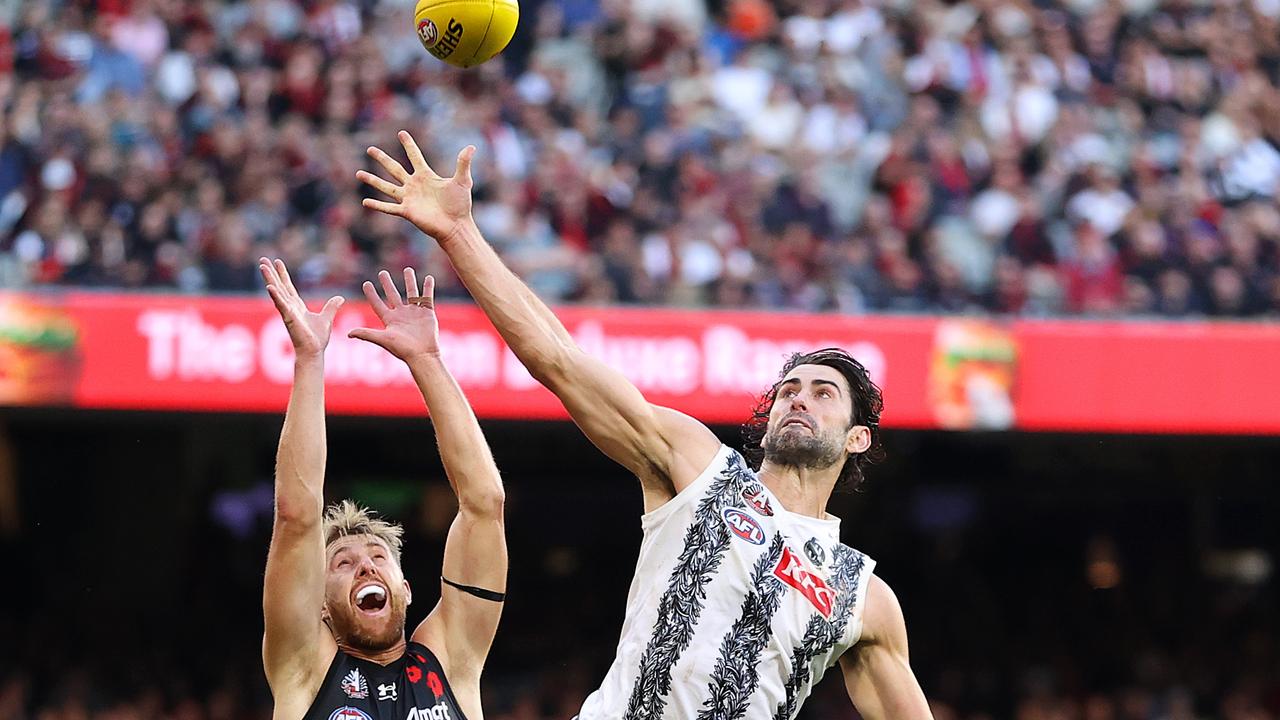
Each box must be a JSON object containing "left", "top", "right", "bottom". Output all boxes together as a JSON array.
[
  {"left": 348, "top": 268, "right": 506, "bottom": 682},
  {"left": 839, "top": 575, "right": 934, "bottom": 720},
  {"left": 260, "top": 259, "right": 343, "bottom": 697},
  {"left": 357, "top": 133, "right": 720, "bottom": 510}
]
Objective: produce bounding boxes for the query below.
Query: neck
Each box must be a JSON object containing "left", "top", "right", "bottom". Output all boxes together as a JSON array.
[
  {"left": 340, "top": 636, "right": 407, "bottom": 666},
  {"left": 757, "top": 460, "right": 838, "bottom": 518}
]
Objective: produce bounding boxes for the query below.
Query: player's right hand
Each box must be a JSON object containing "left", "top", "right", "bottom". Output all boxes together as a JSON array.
[
  {"left": 357, "top": 130, "right": 475, "bottom": 244},
  {"left": 259, "top": 257, "right": 344, "bottom": 359}
]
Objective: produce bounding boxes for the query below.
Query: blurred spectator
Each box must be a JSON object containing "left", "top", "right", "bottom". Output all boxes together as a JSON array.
[{"left": 1, "top": 0, "right": 1279, "bottom": 318}]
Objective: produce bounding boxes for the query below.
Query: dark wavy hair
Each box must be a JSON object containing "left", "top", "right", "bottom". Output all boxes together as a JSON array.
[{"left": 740, "top": 348, "right": 885, "bottom": 493}]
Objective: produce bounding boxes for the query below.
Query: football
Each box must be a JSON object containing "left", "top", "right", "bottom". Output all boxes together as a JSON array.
[{"left": 413, "top": 0, "right": 519, "bottom": 68}]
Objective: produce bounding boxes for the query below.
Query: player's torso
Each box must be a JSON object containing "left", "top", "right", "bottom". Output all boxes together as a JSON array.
[
  {"left": 299, "top": 642, "right": 468, "bottom": 720},
  {"left": 580, "top": 445, "right": 876, "bottom": 720}
]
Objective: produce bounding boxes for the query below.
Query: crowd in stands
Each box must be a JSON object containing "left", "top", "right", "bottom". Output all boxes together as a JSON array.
[{"left": 3, "top": 0, "right": 1280, "bottom": 318}]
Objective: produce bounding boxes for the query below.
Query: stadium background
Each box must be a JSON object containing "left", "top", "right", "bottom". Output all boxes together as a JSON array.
[{"left": 2, "top": 0, "right": 1280, "bottom": 717}]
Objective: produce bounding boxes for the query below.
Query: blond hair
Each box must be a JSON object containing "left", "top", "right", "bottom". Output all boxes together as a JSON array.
[{"left": 323, "top": 500, "right": 405, "bottom": 564}]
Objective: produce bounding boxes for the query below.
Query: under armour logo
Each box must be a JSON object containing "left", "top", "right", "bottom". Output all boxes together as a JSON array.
[{"left": 377, "top": 683, "right": 397, "bottom": 702}]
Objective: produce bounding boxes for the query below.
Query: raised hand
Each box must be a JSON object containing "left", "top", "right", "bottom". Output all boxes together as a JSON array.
[
  {"left": 259, "top": 257, "right": 344, "bottom": 359},
  {"left": 348, "top": 267, "right": 441, "bottom": 363},
  {"left": 357, "top": 131, "right": 475, "bottom": 243}
]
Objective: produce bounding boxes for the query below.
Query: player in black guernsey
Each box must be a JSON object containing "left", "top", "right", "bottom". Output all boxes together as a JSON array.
[{"left": 260, "top": 259, "right": 507, "bottom": 720}]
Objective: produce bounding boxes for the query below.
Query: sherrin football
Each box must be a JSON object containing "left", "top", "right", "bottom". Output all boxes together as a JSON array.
[{"left": 414, "top": 0, "right": 519, "bottom": 68}]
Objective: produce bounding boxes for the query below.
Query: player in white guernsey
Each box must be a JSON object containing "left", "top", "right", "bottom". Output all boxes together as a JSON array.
[{"left": 358, "top": 131, "right": 934, "bottom": 720}]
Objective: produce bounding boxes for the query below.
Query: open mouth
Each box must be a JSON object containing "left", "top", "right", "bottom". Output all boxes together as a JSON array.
[
  {"left": 354, "top": 584, "right": 388, "bottom": 615},
  {"left": 782, "top": 417, "right": 813, "bottom": 432}
]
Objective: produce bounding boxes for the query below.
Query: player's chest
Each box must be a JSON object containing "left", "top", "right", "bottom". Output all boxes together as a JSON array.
[
  {"left": 324, "top": 664, "right": 461, "bottom": 720},
  {"left": 712, "top": 505, "right": 847, "bottom": 633}
]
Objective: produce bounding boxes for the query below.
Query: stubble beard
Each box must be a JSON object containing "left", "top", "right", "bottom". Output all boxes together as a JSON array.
[
  {"left": 328, "top": 593, "right": 408, "bottom": 653},
  {"left": 763, "top": 423, "right": 846, "bottom": 471}
]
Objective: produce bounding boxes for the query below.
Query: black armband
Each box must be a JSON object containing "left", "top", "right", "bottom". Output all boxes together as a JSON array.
[{"left": 441, "top": 576, "right": 506, "bottom": 602}]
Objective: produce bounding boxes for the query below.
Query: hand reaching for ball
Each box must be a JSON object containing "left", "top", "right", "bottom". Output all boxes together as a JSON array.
[
  {"left": 347, "top": 268, "right": 442, "bottom": 364},
  {"left": 357, "top": 131, "right": 476, "bottom": 245}
]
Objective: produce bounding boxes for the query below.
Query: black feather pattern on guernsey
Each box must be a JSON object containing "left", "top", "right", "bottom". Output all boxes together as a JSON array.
[
  {"left": 697, "top": 533, "right": 788, "bottom": 720},
  {"left": 773, "top": 545, "right": 868, "bottom": 720},
  {"left": 623, "top": 454, "right": 756, "bottom": 720}
]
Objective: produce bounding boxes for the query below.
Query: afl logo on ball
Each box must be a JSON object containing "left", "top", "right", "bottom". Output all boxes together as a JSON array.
[
  {"left": 329, "top": 708, "right": 372, "bottom": 720},
  {"left": 722, "top": 507, "right": 766, "bottom": 545},
  {"left": 417, "top": 18, "right": 439, "bottom": 48}
]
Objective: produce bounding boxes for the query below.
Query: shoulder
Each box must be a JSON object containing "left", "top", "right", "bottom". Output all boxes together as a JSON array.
[
  {"left": 266, "top": 639, "right": 340, "bottom": 717},
  {"left": 858, "top": 574, "right": 908, "bottom": 650},
  {"left": 653, "top": 406, "right": 723, "bottom": 475}
]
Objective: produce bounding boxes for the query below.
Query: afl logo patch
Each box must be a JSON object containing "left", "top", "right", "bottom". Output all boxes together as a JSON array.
[
  {"left": 329, "top": 708, "right": 373, "bottom": 720},
  {"left": 417, "top": 18, "right": 439, "bottom": 48},
  {"left": 722, "top": 507, "right": 766, "bottom": 545}
]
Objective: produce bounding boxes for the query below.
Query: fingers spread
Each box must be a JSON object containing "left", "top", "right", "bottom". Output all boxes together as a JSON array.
[
  {"left": 362, "top": 280, "right": 390, "bottom": 320},
  {"left": 274, "top": 259, "right": 299, "bottom": 297},
  {"left": 265, "top": 284, "right": 292, "bottom": 316},
  {"left": 347, "top": 328, "right": 389, "bottom": 348},
  {"left": 403, "top": 267, "right": 420, "bottom": 300},
  {"left": 259, "top": 258, "right": 279, "bottom": 288},
  {"left": 399, "top": 130, "right": 436, "bottom": 176},
  {"left": 321, "top": 295, "right": 345, "bottom": 321},
  {"left": 356, "top": 170, "right": 402, "bottom": 200},
  {"left": 454, "top": 145, "right": 476, "bottom": 190},
  {"left": 367, "top": 145, "right": 411, "bottom": 183},
  {"left": 378, "top": 270, "right": 404, "bottom": 307},
  {"left": 362, "top": 197, "right": 404, "bottom": 217}
]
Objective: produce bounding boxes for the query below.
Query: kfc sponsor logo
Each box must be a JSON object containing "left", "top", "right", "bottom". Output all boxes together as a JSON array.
[
  {"left": 774, "top": 546, "right": 837, "bottom": 618},
  {"left": 722, "top": 507, "right": 766, "bottom": 545}
]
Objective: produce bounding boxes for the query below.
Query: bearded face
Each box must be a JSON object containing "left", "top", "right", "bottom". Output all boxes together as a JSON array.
[
  {"left": 762, "top": 365, "right": 859, "bottom": 472},
  {"left": 323, "top": 535, "right": 411, "bottom": 653},
  {"left": 762, "top": 411, "right": 848, "bottom": 470}
]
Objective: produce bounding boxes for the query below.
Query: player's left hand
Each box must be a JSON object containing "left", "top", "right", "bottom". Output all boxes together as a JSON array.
[
  {"left": 259, "top": 257, "right": 344, "bottom": 360},
  {"left": 348, "top": 267, "right": 441, "bottom": 362}
]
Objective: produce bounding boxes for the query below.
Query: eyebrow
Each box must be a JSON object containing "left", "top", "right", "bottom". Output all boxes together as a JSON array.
[
  {"left": 778, "top": 378, "right": 844, "bottom": 396},
  {"left": 328, "top": 541, "right": 387, "bottom": 558}
]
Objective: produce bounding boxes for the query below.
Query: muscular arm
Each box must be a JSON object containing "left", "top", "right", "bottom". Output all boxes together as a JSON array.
[
  {"left": 358, "top": 135, "right": 721, "bottom": 509},
  {"left": 442, "top": 219, "right": 719, "bottom": 504},
  {"left": 839, "top": 575, "right": 933, "bottom": 720},
  {"left": 406, "top": 352, "right": 506, "bottom": 680},
  {"left": 347, "top": 269, "right": 507, "bottom": 682},
  {"left": 260, "top": 260, "right": 342, "bottom": 697}
]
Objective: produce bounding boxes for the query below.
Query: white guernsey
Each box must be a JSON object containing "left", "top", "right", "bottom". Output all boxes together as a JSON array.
[{"left": 580, "top": 444, "right": 874, "bottom": 719}]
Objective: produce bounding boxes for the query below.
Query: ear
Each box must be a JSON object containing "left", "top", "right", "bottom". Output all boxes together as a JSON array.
[
  {"left": 403, "top": 579, "right": 412, "bottom": 607},
  {"left": 845, "top": 425, "right": 871, "bottom": 455}
]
